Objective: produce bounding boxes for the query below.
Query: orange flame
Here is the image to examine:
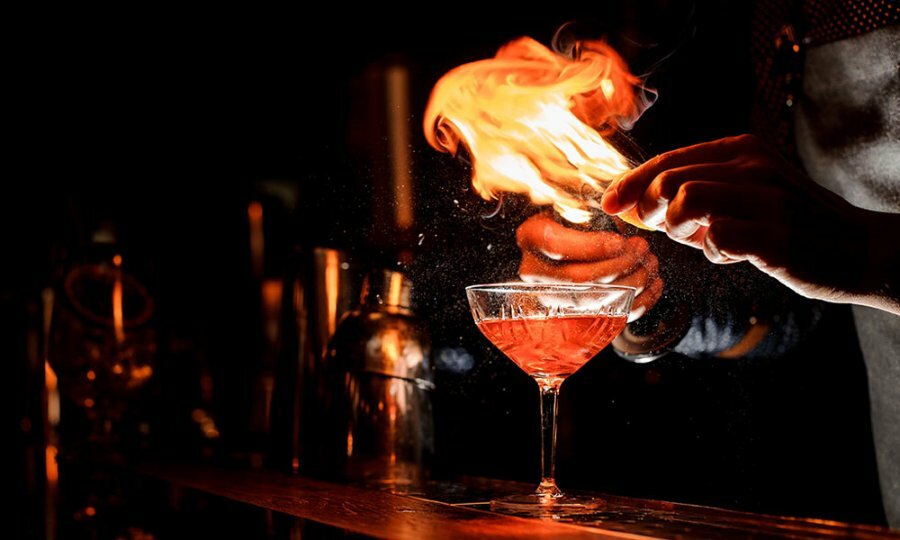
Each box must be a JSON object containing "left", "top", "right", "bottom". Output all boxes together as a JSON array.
[{"left": 424, "top": 36, "right": 652, "bottom": 224}]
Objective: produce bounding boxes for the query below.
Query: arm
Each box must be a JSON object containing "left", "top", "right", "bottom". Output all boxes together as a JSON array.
[
  {"left": 602, "top": 134, "right": 900, "bottom": 316},
  {"left": 516, "top": 211, "right": 824, "bottom": 360},
  {"left": 672, "top": 259, "right": 825, "bottom": 360}
]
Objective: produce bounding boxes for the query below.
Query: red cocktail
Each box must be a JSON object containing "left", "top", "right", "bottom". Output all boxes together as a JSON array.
[
  {"left": 476, "top": 314, "right": 626, "bottom": 382},
  {"left": 467, "top": 283, "right": 634, "bottom": 514}
]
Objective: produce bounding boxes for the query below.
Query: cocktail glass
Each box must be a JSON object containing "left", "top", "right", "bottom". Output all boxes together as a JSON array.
[{"left": 466, "top": 282, "right": 634, "bottom": 514}]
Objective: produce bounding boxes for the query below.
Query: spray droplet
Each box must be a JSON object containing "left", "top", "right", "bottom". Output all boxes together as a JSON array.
[
  {"left": 340, "top": 262, "right": 350, "bottom": 270},
  {"left": 486, "top": 243, "right": 492, "bottom": 251},
  {"left": 453, "top": 199, "right": 459, "bottom": 205}
]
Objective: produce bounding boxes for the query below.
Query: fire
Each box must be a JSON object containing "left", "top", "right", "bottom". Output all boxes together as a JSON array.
[{"left": 424, "top": 36, "right": 652, "bottom": 224}]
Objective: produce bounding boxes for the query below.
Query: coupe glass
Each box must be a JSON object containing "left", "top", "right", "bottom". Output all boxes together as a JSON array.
[{"left": 466, "top": 282, "right": 634, "bottom": 514}]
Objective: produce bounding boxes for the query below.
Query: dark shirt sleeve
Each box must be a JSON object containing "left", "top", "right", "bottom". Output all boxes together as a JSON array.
[{"left": 670, "top": 251, "right": 825, "bottom": 360}]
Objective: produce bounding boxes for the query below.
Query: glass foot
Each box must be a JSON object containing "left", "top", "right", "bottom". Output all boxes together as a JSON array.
[{"left": 491, "top": 493, "right": 602, "bottom": 517}]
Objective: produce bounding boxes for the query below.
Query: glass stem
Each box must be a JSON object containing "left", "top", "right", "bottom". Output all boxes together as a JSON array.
[{"left": 537, "top": 381, "right": 562, "bottom": 498}]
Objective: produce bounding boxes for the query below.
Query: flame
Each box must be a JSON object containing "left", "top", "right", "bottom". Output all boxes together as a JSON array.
[{"left": 424, "top": 36, "right": 653, "bottom": 224}]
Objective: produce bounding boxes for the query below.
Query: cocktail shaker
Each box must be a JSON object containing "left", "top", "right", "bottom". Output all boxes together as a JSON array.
[{"left": 322, "top": 269, "right": 434, "bottom": 485}]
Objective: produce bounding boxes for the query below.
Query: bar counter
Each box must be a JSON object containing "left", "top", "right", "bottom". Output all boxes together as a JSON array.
[{"left": 137, "top": 463, "right": 898, "bottom": 539}]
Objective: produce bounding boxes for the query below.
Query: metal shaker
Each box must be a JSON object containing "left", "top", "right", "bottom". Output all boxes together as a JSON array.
[{"left": 323, "top": 269, "right": 434, "bottom": 485}]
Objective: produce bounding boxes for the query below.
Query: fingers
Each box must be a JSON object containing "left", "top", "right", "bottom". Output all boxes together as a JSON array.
[
  {"left": 522, "top": 251, "right": 663, "bottom": 322},
  {"left": 664, "top": 181, "right": 786, "bottom": 241},
  {"left": 517, "top": 213, "right": 626, "bottom": 261},
  {"left": 520, "top": 249, "right": 643, "bottom": 283},
  {"left": 517, "top": 219, "right": 663, "bottom": 319},
  {"left": 602, "top": 135, "right": 760, "bottom": 214},
  {"left": 519, "top": 233, "right": 663, "bottom": 322},
  {"left": 601, "top": 135, "right": 767, "bottom": 214},
  {"left": 630, "top": 276, "right": 664, "bottom": 321},
  {"left": 520, "top": 236, "right": 653, "bottom": 282},
  {"left": 617, "top": 244, "right": 660, "bottom": 291},
  {"left": 616, "top": 263, "right": 651, "bottom": 293},
  {"left": 632, "top": 162, "right": 747, "bottom": 229},
  {"left": 656, "top": 182, "right": 788, "bottom": 265},
  {"left": 661, "top": 217, "right": 787, "bottom": 267}
]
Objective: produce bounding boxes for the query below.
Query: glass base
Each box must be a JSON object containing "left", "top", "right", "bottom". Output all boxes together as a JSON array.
[{"left": 490, "top": 493, "right": 602, "bottom": 517}]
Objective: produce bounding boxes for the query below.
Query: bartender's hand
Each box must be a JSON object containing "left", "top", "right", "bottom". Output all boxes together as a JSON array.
[
  {"left": 602, "top": 134, "right": 900, "bottom": 315},
  {"left": 517, "top": 212, "right": 664, "bottom": 321}
]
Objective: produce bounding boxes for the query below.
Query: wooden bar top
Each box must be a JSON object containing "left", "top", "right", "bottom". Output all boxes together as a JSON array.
[{"left": 140, "top": 463, "right": 899, "bottom": 539}]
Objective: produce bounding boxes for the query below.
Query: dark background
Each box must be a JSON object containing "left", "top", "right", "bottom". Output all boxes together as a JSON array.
[{"left": 9, "top": 0, "right": 886, "bottom": 529}]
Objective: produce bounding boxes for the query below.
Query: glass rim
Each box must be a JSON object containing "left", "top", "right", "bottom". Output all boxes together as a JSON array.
[{"left": 465, "top": 281, "right": 636, "bottom": 294}]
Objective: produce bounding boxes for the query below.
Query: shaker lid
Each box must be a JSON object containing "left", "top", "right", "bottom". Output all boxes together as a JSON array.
[{"left": 360, "top": 269, "right": 413, "bottom": 312}]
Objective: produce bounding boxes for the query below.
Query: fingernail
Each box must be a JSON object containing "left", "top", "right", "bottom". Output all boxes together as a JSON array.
[
  {"left": 542, "top": 221, "right": 555, "bottom": 241},
  {"left": 703, "top": 232, "right": 725, "bottom": 262}
]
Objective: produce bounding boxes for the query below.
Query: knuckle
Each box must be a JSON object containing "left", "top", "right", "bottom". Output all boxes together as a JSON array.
[
  {"left": 664, "top": 203, "right": 685, "bottom": 229},
  {"left": 675, "top": 181, "right": 706, "bottom": 210},
  {"left": 630, "top": 235, "right": 649, "bottom": 249},
  {"left": 652, "top": 150, "right": 678, "bottom": 169},
  {"left": 669, "top": 182, "right": 697, "bottom": 208},
  {"left": 654, "top": 170, "right": 681, "bottom": 198},
  {"left": 678, "top": 180, "right": 700, "bottom": 197}
]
